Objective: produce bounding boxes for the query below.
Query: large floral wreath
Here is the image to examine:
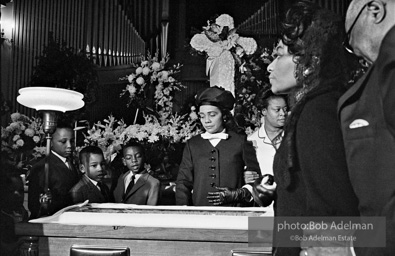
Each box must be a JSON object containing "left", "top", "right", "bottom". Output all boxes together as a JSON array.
[{"left": 190, "top": 14, "right": 257, "bottom": 95}]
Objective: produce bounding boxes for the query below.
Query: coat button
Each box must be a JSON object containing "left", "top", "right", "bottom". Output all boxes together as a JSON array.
[
  {"left": 210, "top": 157, "right": 216, "bottom": 162},
  {"left": 210, "top": 182, "right": 216, "bottom": 187},
  {"left": 210, "top": 165, "right": 215, "bottom": 170},
  {"left": 209, "top": 174, "right": 216, "bottom": 178},
  {"left": 211, "top": 149, "right": 216, "bottom": 153}
]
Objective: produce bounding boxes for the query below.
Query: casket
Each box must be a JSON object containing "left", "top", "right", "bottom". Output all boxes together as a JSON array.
[{"left": 15, "top": 202, "right": 274, "bottom": 256}]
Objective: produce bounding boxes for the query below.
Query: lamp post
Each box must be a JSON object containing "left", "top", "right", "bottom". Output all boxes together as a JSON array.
[{"left": 17, "top": 87, "right": 84, "bottom": 216}]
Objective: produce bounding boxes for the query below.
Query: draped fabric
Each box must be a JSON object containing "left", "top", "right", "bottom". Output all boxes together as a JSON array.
[
  {"left": 206, "top": 50, "right": 235, "bottom": 95},
  {"left": 161, "top": 22, "right": 169, "bottom": 59}
]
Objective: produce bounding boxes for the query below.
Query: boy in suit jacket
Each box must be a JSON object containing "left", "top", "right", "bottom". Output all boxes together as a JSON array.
[
  {"left": 113, "top": 141, "right": 160, "bottom": 205},
  {"left": 28, "top": 124, "right": 81, "bottom": 219},
  {"left": 69, "top": 146, "right": 113, "bottom": 204}
]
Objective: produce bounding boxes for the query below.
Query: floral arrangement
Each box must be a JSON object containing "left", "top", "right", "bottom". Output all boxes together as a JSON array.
[
  {"left": 190, "top": 14, "right": 258, "bottom": 94},
  {"left": 234, "top": 46, "right": 274, "bottom": 133},
  {"left": 120, "top": 51, "right": 185, "bottom": 123},
  {"left": 1, "top": 113, "right": 46, "bottom": 172},
  {"left": 83, "top": 51, "right": 201, "bottom": 179},
  {"left": 83, "top": 114, "right": 200, "bottom": 173}
]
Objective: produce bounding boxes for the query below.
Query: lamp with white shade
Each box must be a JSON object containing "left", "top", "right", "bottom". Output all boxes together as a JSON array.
[{"left": 17, "top": 87, "right": 84, "bottom": 216}]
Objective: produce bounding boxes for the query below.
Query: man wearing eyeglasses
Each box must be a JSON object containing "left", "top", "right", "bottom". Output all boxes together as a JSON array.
[{"left": 338, "top": 0, "right": 395, "bottom": 255}]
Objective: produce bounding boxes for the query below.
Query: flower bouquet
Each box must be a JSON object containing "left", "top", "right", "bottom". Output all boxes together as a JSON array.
[
  {"left": 1, "top": 113, "right": 46, "bottom": 173},
  {"left": 85, "top": 51, "right": 201, "bottom": 180},
  {"left": 120, "top": 51, "right": 185, "bottom": 124},
  {"left": 83, "top": 113, "right": 200, "bottom": 179}
]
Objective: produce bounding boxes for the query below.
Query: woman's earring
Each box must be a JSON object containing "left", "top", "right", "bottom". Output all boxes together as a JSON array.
[{"left": 303, "top": 67, "right": 313, "bottom": 77}]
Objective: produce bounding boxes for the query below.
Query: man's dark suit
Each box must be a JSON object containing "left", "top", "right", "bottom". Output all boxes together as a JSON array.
[
  {"left": 113, "top": 172, "right": 160, "bottom": 205},
  {"left": 338, "top": 25, "right": 395, "bottom": 255},
  {"left": 69, "top": 175, "right": 112, "bottom": 204},
  {"left": 28, "top": 153, "right": 80, "bottom": 219}
]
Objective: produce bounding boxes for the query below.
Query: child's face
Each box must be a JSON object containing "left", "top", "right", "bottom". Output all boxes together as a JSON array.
[
  {"left": 83, "top": 153, "right": 106, "bottom": 182},
  {"left": 122, "top": 146, "right": 144, "bottom": 174},
  {"left": 51, "top": 127, "right": 75, "bottom": 158}
]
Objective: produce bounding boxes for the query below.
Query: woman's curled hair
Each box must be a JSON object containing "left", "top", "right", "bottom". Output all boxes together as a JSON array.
[{"left": 281, "top": 0, "right": 350, "bottom": 90}]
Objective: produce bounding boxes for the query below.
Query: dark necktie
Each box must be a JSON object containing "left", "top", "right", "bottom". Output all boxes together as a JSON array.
[
  {"left": 97, "top": 182, "right": 109, "bottom": 201},
  {"left": 66, "top": 158, "right": 75, "bottom": 172},
  {"left": 123, "top": 175, "right": 135, "bottom": 201}
]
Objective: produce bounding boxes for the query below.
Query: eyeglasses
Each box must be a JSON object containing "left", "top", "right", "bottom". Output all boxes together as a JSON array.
[{"left": 343, "top": 2, "right": 371, "bottom": 54}]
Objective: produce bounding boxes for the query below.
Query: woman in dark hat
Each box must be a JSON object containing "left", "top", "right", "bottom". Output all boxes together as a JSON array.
[{"left": 175, "top": 86, "right": 261, "bottom": 206}]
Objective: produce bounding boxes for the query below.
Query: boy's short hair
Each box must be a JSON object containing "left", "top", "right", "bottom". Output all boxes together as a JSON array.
[
  {"left": 122, "top": 141, "right": 145, "bottom": 156},
  {"left": 79, "top": 145, "right": 104, "bottom": 166}
]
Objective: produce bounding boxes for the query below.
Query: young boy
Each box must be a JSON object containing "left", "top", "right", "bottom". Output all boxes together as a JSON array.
[
  {"left": 113, "top": 141, "right": 160, "bottom": 205},
  {"left": 28, "top": 124, "right": 81, "bottom": 218},
  {"left": 69, "top": 146, "right": 113, "bottom": 204}
]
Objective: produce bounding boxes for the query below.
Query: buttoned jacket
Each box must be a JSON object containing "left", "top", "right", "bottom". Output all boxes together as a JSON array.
[
  {"left": 69, "top": 175, "right": 112, "bottom": 204},
  {"left": 338, "top": 25, "right": 395, "bottom": 256},
  {"left": 113, "top": 172, "right": 160, "bottom": 205},
  {"left": 176, "top": 131, "right": 261, "bottom": 206}
]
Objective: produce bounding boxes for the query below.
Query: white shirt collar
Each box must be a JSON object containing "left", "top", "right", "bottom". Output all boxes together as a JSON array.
[
  {"left": 85, "top": 174, "right": 99, "bottom": 187},
  {"left": 51, "top": 150, "right": 68, "bottom": 165}
]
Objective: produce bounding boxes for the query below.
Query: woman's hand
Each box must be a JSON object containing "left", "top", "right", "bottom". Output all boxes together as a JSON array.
[
  {"left": 207, "top": 187, "right": 251, "bottom": 205},
  {"left": 244, "top": 170, "right": 260, "bottom": 184},
  {"left": 252, "top": 174, "right": 277, "bottom": 207}
]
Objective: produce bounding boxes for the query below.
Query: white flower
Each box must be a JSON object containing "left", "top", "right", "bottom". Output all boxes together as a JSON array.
[
  {"left": 142, "top": 67, "right": 150, "bottom": 75},
  {"left": 189, "top": 112, "right": 198, "bottom": 120},
  {"left": 215, "top": 14, "right": 234, "bottom": 30},
  {"left": 24, "top": 128, "right": 35, "bottom": 137},
  {"left": 151, "top": 62, "right": 161, "bottom": 71},
  {"left": 136, "top": 77, "right": 145, "bottom": 85},
  {"left": 235, "top": 46, "right": 245, "bottom": 57},
  {"left": 148, "top": 134, "right": 160, "bottom": 143},
  {"left": 10, "top": 122, "right": 20, "bottom": 130},
  {"left": 160, "top": 71, "right": 169, "bottom": 80},
  {"left": 127, "top": 74, "right": 136, "bottom": 83},
  {"left": 141, "top": 60, "right": 149, "bottom": 67},
  {"left": 33, "top": 135, "right": 40, "bottom": 143},
  {"left": 163, "top": 88, "right": 170, "bottom": 96},
  {"left": 13, "top": 134, "right": 20, "bottom": 141},
  {"left": 16, "top": 139, "right": 24, "bottom": 147},
  {"left": 135, "top": 67, "right": 143, "bottom": 75},
  {"left": 237, "top": 37, "right": 257, "bottom": 55},
  {"left": 190, "top": 33, "right": 213, "bottom": 52},
  {"left": 10, "top": 113, "right": 21, "bottom": 122},
  {"left": 127, "top": 84, "right": 137, "bottom": 95}
]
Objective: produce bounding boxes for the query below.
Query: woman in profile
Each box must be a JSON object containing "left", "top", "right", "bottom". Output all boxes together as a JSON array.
[{"left": 266, "top": 1, "right": 359, "bottom": 255}]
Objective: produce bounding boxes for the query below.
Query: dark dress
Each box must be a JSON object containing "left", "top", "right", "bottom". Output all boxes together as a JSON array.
[
  {"left": 272, "top": 80, "right": 360, "bottom": 255},
  {"left": 176, "top": 131, "right": 261, "bottom": 206}
]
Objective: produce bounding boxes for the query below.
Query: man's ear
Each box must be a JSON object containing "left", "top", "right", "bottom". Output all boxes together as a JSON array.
[{"left": 368, "top": 0, "right": 387, "bottom": 24}]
